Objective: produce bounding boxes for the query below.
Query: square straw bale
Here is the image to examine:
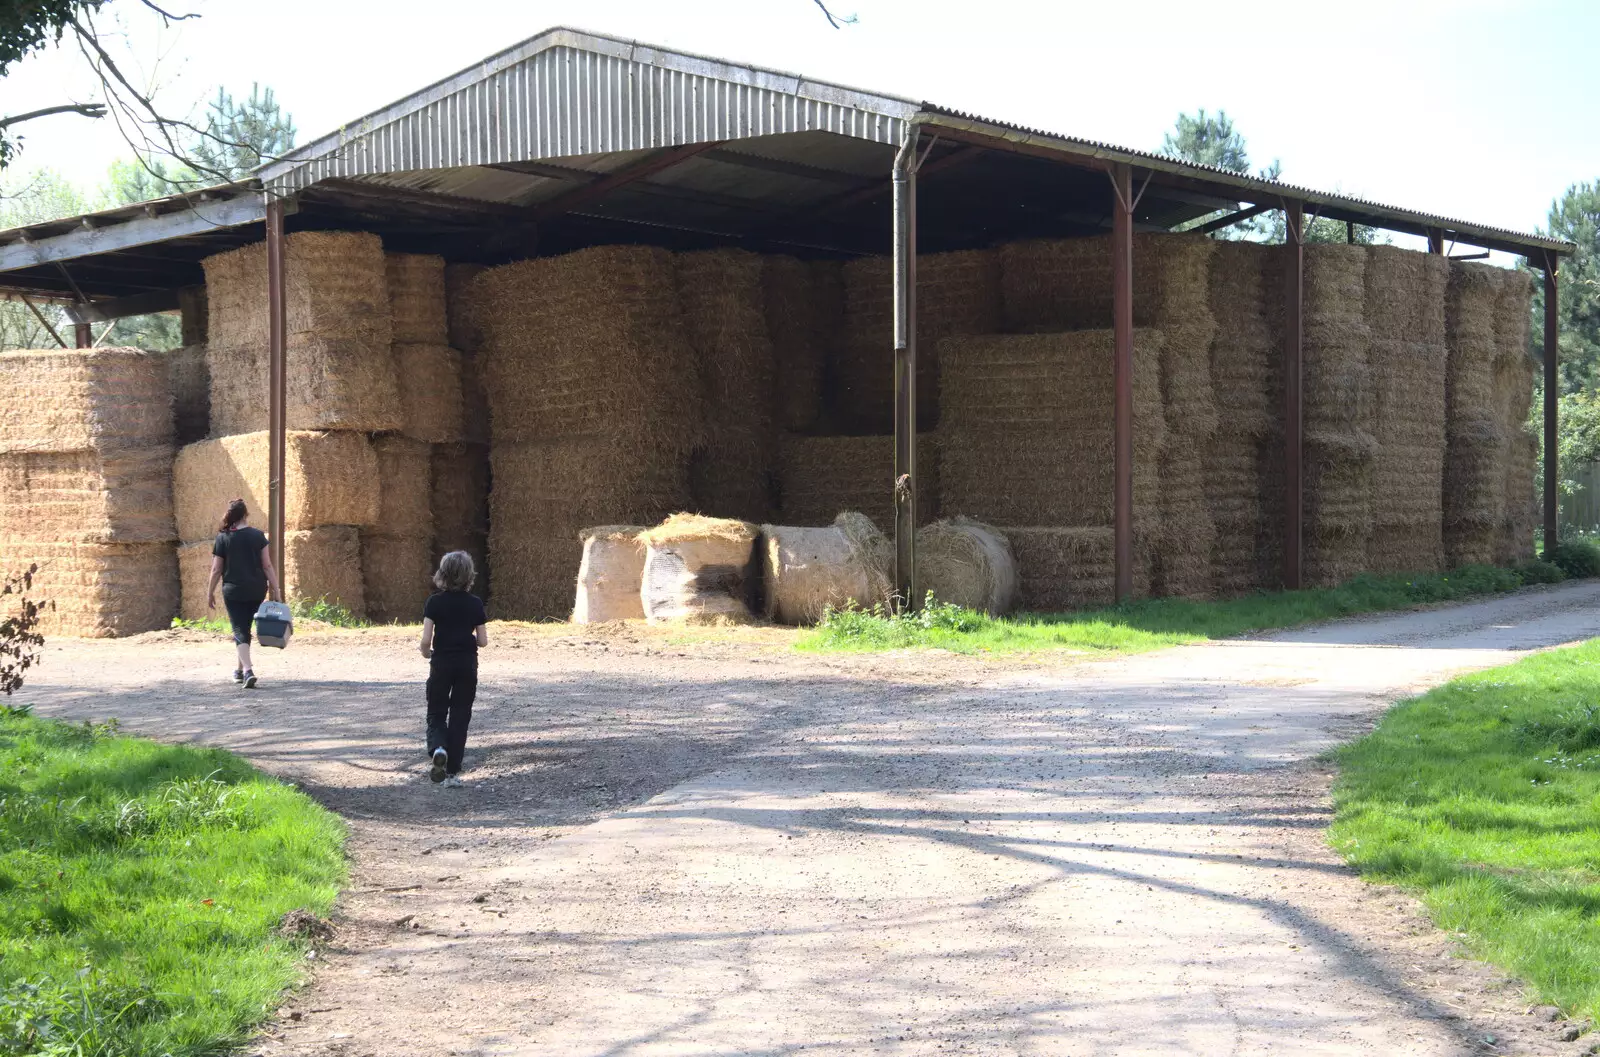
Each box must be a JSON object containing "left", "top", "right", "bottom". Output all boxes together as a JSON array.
[
  {"left": 763, "top": 256, "right": 831, "bottom": 433},
  {"left": 472, "top": 246, "right": 704, "bottom": 447},
  {"left": 203, "top": 231, "right": 392, "bottom": 349},
  {"left": 0, "top": 540, "right": 176, "bottom": 637},
  {"left": 372, "top": 434, "right": 433, "bottom": 539},
  {"left": 1304, "top": 244, "right": 1369, "bottom": 325},
  {"left": 1497, "top": 429, "right": 1538, "bottom": 566},
  {"left": 445, "top": 263, "right": 487, "bottom": 353},
  {"left": 283, "top": 526, "right": 366, "bottom": 617},
  {"left": 0, "top": 447, "right": 175, "bottom": 543},
  {"left": 173, "top": 430, "right": 379, "bottom": 542},
  {"left": 1493, "top": 268, "right": 1534, "bottom": 366},
  {"left": 387, "top": 253, "right": 449, "bottom": 345},
  {"left": 431, "top": 442, "right": 490, "bottom": 551},
  {"left": 393, "top": 343, "right": 464, "bottom": 443},
  {"left": 1208, "top": 240, "right": 1279, "bottom": 437},
  {"left": 0, "top": 348, "right": 171, "bottom": 454},
  {"left": 176, "top": 540, "right": 212, "bottom": 621},
  {"left": 690, "top": 431, "right": 776, "bottom": 524},
  {"left": 166, "top": 344, "right": 210, "bottom": 444},
  {"left": 1001, "top": 526, "right": 1153, "bottom": 611},
  {"left": 1207, "top": 431, "right": 1267, "bottom": 597},
  {"left": 776, "top": 434, "right": 938, "bottom": 529},
  {"left": 1365, "top": 246, "right": 1448, "bottom": 343},
  {"left": 999, "top": 233, "right": 1215, "bottom": 332},
  {"left": 208, "top": 337, "right": 402, "bottom": 435},
  {"left": 1161, "top": 320, "right": 1220, "bottom": 439},
  {"left": 205, "top": 342, "right": 267, "bottom": 436},
  {"left": 1304, "top": 318, "right": 1375, "bottom": 438},
  {"left": 362, "top": 533, "right": 433, "bottom": 624},
  {"left": 1367, "top": 523, "right": 1444, "bottom": 577}
]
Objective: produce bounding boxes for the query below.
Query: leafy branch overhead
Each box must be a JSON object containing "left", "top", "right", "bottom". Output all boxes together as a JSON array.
[{"left": 0, "top": 565, "right": 51, "bottom": 697}]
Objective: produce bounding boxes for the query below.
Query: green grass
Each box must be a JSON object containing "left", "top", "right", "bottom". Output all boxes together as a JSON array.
[
  {"left": 170, "top": 596, "right": 368, "bottom": 636},
  {"left": 798, "top": 562, "right": 1552, "bottom": 655},
  {"left": 1330, "top": 640, "right": 1600, "bottom": 1021},
  {"left": 0, "top": 705, "right": 345, "bottom": 1056}
]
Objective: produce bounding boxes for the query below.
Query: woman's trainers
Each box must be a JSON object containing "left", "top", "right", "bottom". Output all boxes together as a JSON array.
[
  {"left": 243, "top": 671, "right": 258, "bottom": 689},
  {"left": 443, "top": 775, "right": 464, "bottom": 788},
  {"left": 429, "top": 748, "right": 448, "bottom": 784},
  {"left": 232, "top": 669, "right": 244, "bottom": 684}
]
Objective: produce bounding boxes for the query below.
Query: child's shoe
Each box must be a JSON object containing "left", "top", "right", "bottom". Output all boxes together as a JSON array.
[{"left": 429, "top": 748, "right": 448, "bottom": 784}]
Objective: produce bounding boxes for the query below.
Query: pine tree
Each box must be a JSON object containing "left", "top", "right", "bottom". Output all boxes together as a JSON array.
[
  {"left": 187, "top": 83, "right": 296, "bottom": 181},
  {"left": 1531, "top": 182, "right": 1600, "bottom": 396}
]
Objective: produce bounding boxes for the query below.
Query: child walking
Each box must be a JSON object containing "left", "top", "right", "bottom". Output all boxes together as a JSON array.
[{"left": 419, "top": 551, "right": 488, "bottom": 787}]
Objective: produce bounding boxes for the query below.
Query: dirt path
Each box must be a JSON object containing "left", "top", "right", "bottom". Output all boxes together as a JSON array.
[{"left": 23, "top": 584, "right": 1600, "bottom": 1056}]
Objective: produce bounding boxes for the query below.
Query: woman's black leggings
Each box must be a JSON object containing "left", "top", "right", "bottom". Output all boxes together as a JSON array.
[{"left": 425, "top": 654, "right": 478, "bottom": 774}]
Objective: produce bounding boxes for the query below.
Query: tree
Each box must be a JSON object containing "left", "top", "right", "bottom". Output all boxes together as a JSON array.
[
  {"left": 1530, "top": 182, "right": 1600, "bottom": 396},
  {"left": 186, "top": 84, "right": 296, "bottom": 181}
]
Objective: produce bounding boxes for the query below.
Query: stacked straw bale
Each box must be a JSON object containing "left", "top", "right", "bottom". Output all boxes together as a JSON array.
[
  {"left": 1443, "top": 262, "right": 1507, "bottom": 567},
  {"left": 1004, "top": 527, "right": 1139, "bottom": 611},
  {"left": 431, "top": 442, "right": 490, "bottom": 567},
  {"left": 364, "top": 434, "right": 434, "bottom": 623},
  {"left": 0, "top": 348, "right": 178, "bottom": 636},
  {"left": 444, "top": 263, "right": 490, "bottom": 444},
  {"left": 1492, "top": 270, "right": 1537, "bottom": 564},
  {"left": 387, "top": 253, "right": 449, "bottom": 345},
  {"left": 393, "top": 344, "right": 464, "bottom": 443},
  {"left": 473, "top": 245, "right": 704, "bottom": 618},
  {"left": 177, "top": 527, "right": 365, "bottom": 622},
  {"left": 763, "top": 257, "right": 836, "bottom": 434},
  {"left": 1205, "top": 241, "right": 1281, "bottom": 595},
  {"left": 1365, "top": 246, "right": 1449, "bottom": 575},
  {"left": 679, "top": 249, "right": 777, "bottom": 522},
  {"left": 834, "top": 250, "right": 1001, "bottom": 432},
  {"left": 1301, "top": 244, "right": 1375, "bottom": 587},
  {"left": 776, "top": 433, "right": 939, "bottom": 529},
  {"left": 999, "top": 232, "right": 1215, "bottom": 331},
  {"left": 165, "top": 345, "right": 210, "bottom": 444},
  {"left": 203, "top": 232, "right": 400, "bottom": 435}
]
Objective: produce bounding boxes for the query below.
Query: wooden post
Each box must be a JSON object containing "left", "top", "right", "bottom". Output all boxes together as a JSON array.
[
  {"left": 265, "top": 197, "right": 288, "bottom": 586},
  {"left": 1283, "top": 202, "right": 1305, "bottom": 590},
  {"left": 892, "top": 130, "right": 919, "bottom": 609},
  {"left": 1112, "top": 163, "right": 1134, "bottom": 601},
  {"left": 1544, "top": 255, "right": 1560, "bottom": 557}
]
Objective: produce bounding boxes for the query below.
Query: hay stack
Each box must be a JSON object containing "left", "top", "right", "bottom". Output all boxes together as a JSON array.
[
  {"left": 387, "top": 253, "right": 449, "bottom": 346},
  {"left": 203, "top": 231, "right": 392, "bottom": 349},
  {"left": 1000, "top": 526, "right": 1157, "bottom": 612},
  {"left": 1365, "top": 247, "right": 1449, "bottom": 575},
  {"left": 0, "top": 348, "right": 172, "bottom": 454},
  {"left": 473, "top": 245, "right": 704, "bottom": 446},
  {"left": 173, "top": 431, "right": 379, "bottom": 543},
  {"left": 762, "top": 512, "right": 892, "bottom": 625},
  {"left": 834, "top": 249, "right": 1001, "bottom": 432},
  {"left": 763, "top": 256, "right": 832, "bottom": 434},
  {"left": 938, "top": 330, "right": 1163, "bottom": 528},
  {"left": 1444, "top": 262, "right": 1508, "bottom": 566},
  {"left": 431, "top": 442, "right": 490, "bottom": 555},
  {"left": 177, "top": 527, "right": 367, "bottom": 621},
  {"left": 444, "top": 263, "right": 490, "bottom": 444},
  {"left": 678, "top": 249, "right": 777, "bottom": 522},
  {"left": 917, "top": 517, "right": 1016, "bottom": 615},
  {"left": 362, "top": 534, "right": 433, "bottom": 624},
  {"left": 166, "top": 345, "right": 210, "bottom": 444},
  {"left": 776, "top": 433, "right": 939, "bottom": 529},
  {"left": 490, "top": 438, "right": 692, "bottom": 620},
  {"left": 572, "top": 526, "right": 646, "bottom": 623},
  {"left": 1492, "top": 270, "right": 1537, "bottom": 564},
  {"left": 0, "top": 448, "right": 174, "bottom": 543},
  {"left": 371, "top": 435, "right": 432, "bottom": 538},
  {"left": 1, "top": 540, "right": 176, "bottom": 638},
  {"left": 393, "top": 343, "right": 464, "bottom": 443},
  {"left": 999, "top": 232, "right": 1215, "bottom": 332},
  {"left": 363, "top": 434, "right": 433, "bottom": 623},
  {"left": 208, "top": 336, "right": 402, "bottom": 436},
  {"left": 639, "top": 514, "right": 758, "bottom": 623}
]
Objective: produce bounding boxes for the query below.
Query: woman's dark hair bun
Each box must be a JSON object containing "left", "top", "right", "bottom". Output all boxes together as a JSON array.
[{"left": 219, "top": 499, "right": 249, "bottom": 534}]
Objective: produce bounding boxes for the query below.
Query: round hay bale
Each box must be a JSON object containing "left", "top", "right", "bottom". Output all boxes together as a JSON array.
[
  {"left": 917, "top": 517, "right": 1016, "bottom": 615},
  {"left": 573, "top": 525, "right": 646, "bottom": 624},
  {"left": 762, "top": 512, "right": 891, "bottom": 625},
  {"left": 639, "top": 514, "right": 758, "bottom": 624}
]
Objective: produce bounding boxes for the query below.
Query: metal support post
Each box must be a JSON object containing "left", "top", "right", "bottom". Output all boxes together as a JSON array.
[
  {"left": 1427, "top": 228, "right": 1445, "bottom": 255},
  {"left": 265, "top": 196, "right": 288, "bottom": 588},
  {"left": 1283, "top": 202, "right": 1306, "bottom": 590},
  {"left": 1111, "top": 162, "right": 1135, "bottom": 601},
  {"left": 73, "top": 322, "right": 92, "bottom": 348},
  {"left": 891, "top": 127, "right": 920, "bottom": 610},
  {"left": 1543, "top": 254, "right": 1560, "bottom": 557}
]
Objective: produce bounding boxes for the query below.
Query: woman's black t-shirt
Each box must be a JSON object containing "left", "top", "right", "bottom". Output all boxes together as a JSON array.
[
  {"left": 423, "top": 591, "right": 487, "bottom": 656},
  {"left": 213, "top": 527, "right": 269, "bottom": 601}
]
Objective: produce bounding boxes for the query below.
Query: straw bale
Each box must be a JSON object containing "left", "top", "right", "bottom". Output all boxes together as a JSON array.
[
  {"left": 362, "top": 533, "right": 433, "bottom": 624},
  {"left": 834, "top": 249, "right": 1001, "bottom": 432},
  {"left": 489, "top": 437, "right": 692, "bottom": 619},
  {"left": 1446, "top": 262, "right": 1500, "bottom": 416},
  {"left": 371, "top": 434, "right": 432, "bottom": 539},
  {"left": 1366, "top": 339, "right": 1447, "bottom": 574},
  {"left": 1208, "top": 241, "right": 1279, "bottom": 437},
  {"left": 430, "top": 442, "right": 490, "bottom": 551},
  {"left": 458, "top": 347, "right": 491, "bottom": 444},
  {"left": 1493, "top": 268, "right": 1534, "bottom": 365},
  {"left": 0, "top": 540, "right": 176, "bottom": 638},
  {"left": 572, "top": 526, "right": 646, "bottom": 623},
  {"left": 917, "top": 517, "right": 1017, "bottom": 615},
  {"left": 763, "top": 256, "right": 829, "bottom": 433},
  {"left": 0, "top": 348, "right": 172, "bottom": 454},
  {"left": 474, "top": 246, "right": 704, "bottom": 447},
  {"left": 444, "top": 264, "right": 487, "bottom": 353},
  {"left": 387, "top": 253, "right": 449, "bottom": 345},
  {"left": 180, "top": 285, "right": 208, "bottom": 346},
  {"left": 1206, "top": 431, "right": 1265, "bottom": 596},
  {"left": 1364, "top": 246, "right": 1448, "bottom": 343},
  {"left": 283, "top": 526, "right": 365, "bottom": 617},
  {"left": 938, "top": 330, "right": 1163, "bottom": 527},
  {"left": 762, "top": 512, "right": 892, "bottom": 625},
  {"left": 173, "top": 430, "right": 380, "bottom": 542},
  {"left": 776, "top": 434, "right": 938, "bottom": 529},
  {"left": 1304, "top": 431, "right": 1375, "bottom": 587},
  {"left": 166, "top": 344, "right": 210, "bottom": 444},
  {"left": 1161, "top": 320, "right": 1220, "bottom": 438},
  {"left": 1497, "top": 428, "right": 1538, "bottom": 565},
  {"left": 0, "top": 447, "right": 174, "bottom": 543},
  {"left": 690, "top": 436, "right": 775, "bottom": 524},
  {"left": 176, "top": 540, "right": 210, "bottom": 621},
  {"left": 640, "top": 515, "right": 758, "bottom": 623},
  {"left": 208, "top": 337, "right": 403, "bottom": 436},
  {"left": 392, "top": 343, "right": 463, "bottom": 443},
  {"left": 1002, "top": 526, "right": 1153, "bottom": 611},
  {"left": 1152, "top": 441, "right": 1217, "bottom": 599},
  {"left": 999, "top": 233, "right": 1215, "bottom": 332},
  {"left": 1303, "top": 244, "right": 1368, "bottom": 324},
  {"left": 203, "top": 231, "right": 392, "bottom": 349}
]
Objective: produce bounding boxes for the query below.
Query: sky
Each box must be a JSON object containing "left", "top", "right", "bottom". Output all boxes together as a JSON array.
[{"left": 2, "top": 0, "right": 1596, "bottom": 243}]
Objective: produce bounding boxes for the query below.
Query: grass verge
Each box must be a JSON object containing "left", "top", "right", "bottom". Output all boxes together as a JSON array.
[
  {"left": 171, "top": 596, "right": 369, "bottom": 636},
  {"left": 798, "top": 561, "right": 1568, "bottom": 655},
  {"left": 1330, "top": 640, "right": 1600, "bottom": 1021},
  {"left": 0, "top": 705, "right": 345, "bottom": 1056}
]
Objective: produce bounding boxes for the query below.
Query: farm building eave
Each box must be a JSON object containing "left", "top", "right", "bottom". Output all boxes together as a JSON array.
[{"left": 0, "top": 25, "right": 1575, "bottom": 306}]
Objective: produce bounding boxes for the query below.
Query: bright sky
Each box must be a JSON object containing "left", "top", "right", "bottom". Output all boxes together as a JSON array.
[{"left": 3, "top": 0, "right": 1595, "bottom": 241}]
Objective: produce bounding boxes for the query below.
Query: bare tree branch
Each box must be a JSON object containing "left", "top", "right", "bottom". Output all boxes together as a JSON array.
[
  {"left": 0, "top": 103, "right": 108, "bottom": 130},
  {"left": 812, "top": 0, "right": 858, "bottom": 28},
  {"left": 136, "top": 0, "right": 201, "bottom": 24}
]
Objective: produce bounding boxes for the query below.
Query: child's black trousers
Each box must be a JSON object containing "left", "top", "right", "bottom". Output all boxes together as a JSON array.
[{"left": 425, "top": 653, "right": 477, "bottom": 774}]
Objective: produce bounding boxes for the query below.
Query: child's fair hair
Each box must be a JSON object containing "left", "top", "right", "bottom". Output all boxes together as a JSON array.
[{"left": 433, "top": 550, "right": 476, "bottom": 592}]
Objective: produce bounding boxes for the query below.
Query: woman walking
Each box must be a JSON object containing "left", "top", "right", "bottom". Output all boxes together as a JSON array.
[
  {"left": 206, "top": 499, "right": 281, "bottom": 688},
  {"left": 419, "top": 551, "right": 488, "bottom": 787}
]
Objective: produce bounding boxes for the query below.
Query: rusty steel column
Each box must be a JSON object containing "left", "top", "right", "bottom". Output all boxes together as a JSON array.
[
  {"left": 891, "top": 128, "right": 920, "bottom": 609},
  {"left": 1111, "top": 162, "right": 1134, "bottom": 601},
  {"left": 1283, "top": 202, "right": 1305, "bottom": 590},
  {"left": 265, "top": 196, "right": 288, "bottom": 589},
  {"left": 73, "top": 322, "right": 92, "bottom": 348},
  {"left": 1428, "top": 228, "right": 1445, "bottom": 255},
  {"left": 1543, "top": 255, "right": 1560, "bottom": 557}
]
